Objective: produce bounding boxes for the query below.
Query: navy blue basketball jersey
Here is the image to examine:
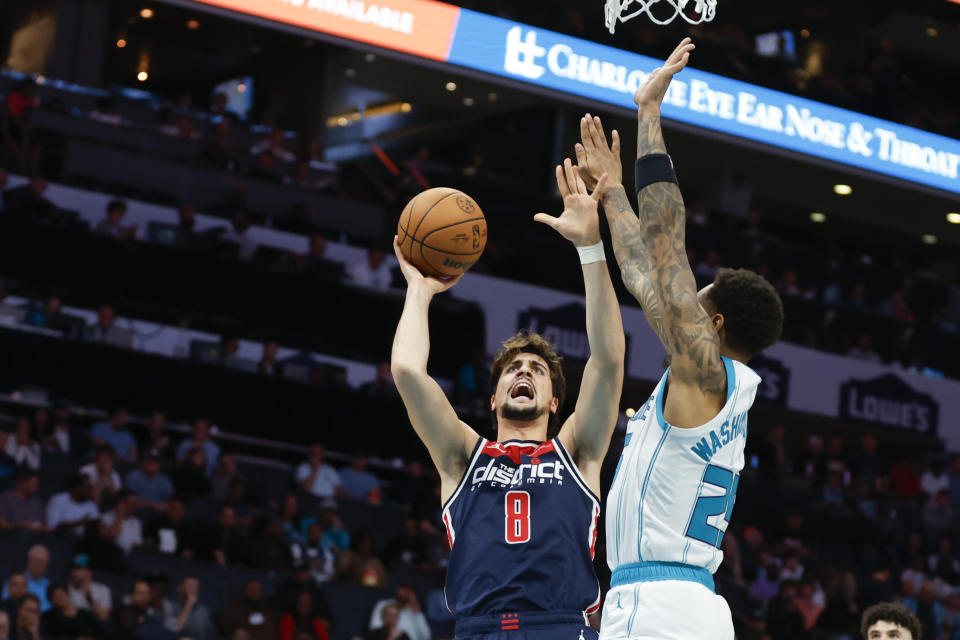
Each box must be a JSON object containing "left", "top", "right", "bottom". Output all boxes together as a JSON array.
[{"left": 442, "top": 438, "right": 601, "bottom": 619}]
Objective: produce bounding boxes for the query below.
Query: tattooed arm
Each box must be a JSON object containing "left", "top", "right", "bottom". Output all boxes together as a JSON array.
[{"left": 632, "top": 38, "right": 727, "bottom": 427}]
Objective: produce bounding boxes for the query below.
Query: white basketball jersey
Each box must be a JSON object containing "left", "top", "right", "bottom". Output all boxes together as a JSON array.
[{"left": 606, "top": 357, "right": 761, "bottom": 574}]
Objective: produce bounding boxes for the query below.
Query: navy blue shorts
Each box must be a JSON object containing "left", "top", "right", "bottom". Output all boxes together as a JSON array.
[{"left": 454, "top": 611, "right": 599, "bottom": 640}]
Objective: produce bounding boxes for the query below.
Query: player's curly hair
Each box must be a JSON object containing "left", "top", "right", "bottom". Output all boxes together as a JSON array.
[
  {"left": 860, "top": 602, "right": 922, "bottom": 639},
  {"left": 705, "top": 268, "right": 784, "bottom": 359},
  {"left": 489, "top": 330, "right": 566, "bottom": 439}
]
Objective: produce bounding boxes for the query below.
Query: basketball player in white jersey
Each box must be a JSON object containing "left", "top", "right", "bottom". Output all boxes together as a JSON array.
[{"left": 574, "top": 39, "right": 785, "bottom": 639}]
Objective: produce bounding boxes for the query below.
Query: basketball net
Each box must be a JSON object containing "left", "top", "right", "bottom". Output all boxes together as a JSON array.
[{"left": 605, "top": 0, "right": 717, "bottom": 32}]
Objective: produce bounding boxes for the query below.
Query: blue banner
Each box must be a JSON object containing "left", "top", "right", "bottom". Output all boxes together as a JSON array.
[{"left": 448, "top": 10, "right": 960, "bottom": 195}]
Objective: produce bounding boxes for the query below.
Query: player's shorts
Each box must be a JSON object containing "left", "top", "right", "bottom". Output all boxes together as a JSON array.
[
  {"left": 455, "top": 610, "right": 599, "bottom": 640},
  {"left": 599, "top": 562, "right": 734, "bottom": 640}
]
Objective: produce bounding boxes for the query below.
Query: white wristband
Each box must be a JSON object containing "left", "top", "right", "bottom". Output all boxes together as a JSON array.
[{"left": 576, "top": 241, "right": 606, "bottom": 265}]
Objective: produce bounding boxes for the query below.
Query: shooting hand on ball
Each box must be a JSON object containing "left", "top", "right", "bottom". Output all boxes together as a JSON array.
[
  {"left": 393, "top": 236, "right": 462, "bottom": 295},
  {"left": 534, "top": 158, "right": 608, "bottom": 247},
  {"left": 634, "top": 37, "right": 695, "bottom": 113}
]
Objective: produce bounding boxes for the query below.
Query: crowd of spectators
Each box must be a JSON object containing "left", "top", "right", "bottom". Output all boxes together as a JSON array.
[{"left": 0, "top": 404, "right": 454, "bottom": 640}]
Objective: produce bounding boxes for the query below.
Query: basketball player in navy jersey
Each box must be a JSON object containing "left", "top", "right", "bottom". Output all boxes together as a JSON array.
[
  {"left": 391, "top": 164, "right": 625, "bottom": 640},
  {"left": 574, "top": 40, "right": 784, "bottom": 639}
]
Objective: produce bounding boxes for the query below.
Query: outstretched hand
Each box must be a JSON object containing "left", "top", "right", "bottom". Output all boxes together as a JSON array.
[
  {"left": 534, "top": 158, "right": 609, "bottom": 247},
  {"left": 634, "top": 37, "right": 695, "bottom": 112},
  {"left": 393, "top": 236, "right": 462, "bottom": 295},
  {"left": 576, "top": 113, "right": 622, "bottom": 193}
]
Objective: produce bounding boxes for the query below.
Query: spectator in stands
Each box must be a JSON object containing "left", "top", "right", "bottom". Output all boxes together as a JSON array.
[
  {"left": 0, "top": 574, "right": 27, "bottom": 626},
  {"left": 67, "top": 555, "right": 111, "bottom": 623},
  {"left": 0, "top": 468, "right": 43, "bottom": 530},
  {"left": 125, "top": 450, "right": 174, "bottom": 509},
  {"left": 0, "top": 176, "right": 54, "bottom": 218},
  {"left": 79, "top": 445, "right": 123, "bottom": 504},
  {"left": 365, "top": 603, "right": 410, "bottom": 640},
  {"left": 30, "top": 408, "right": 49, "bottom": 443},
  {"left": 177, "top": 203, "right": 197, "bottom": 233},
  {"left": 295, "top": 444, "right": 340, "bottom": 500},
  {"left": 200, "top": 505, "right": 245, "bottom": 566},
  {"left": 221, "top": 580, "right": 278, "bottom": 640},
  {"left": 347, "top": 249, "right": 393, "bottom": 290},
  {"left": 903, "top": 581, "right": 944, "bottom": 638},
  {"left": 292, "top": 522, "right": 334, "bottom": 584},
  {"left": 202, "top": 118, "right": 238, "bottom": 172},
  {"left": 277, "top": 493, "right": 304, "bottom": 545},
  {"left": 273, "top": 563, "right": 332, "bottom": 629},
  {"left": 172, "top": 447, "right": 212, "bottom": 502},
  {"left": 258, "top": 343, "right": 280, "bottom": 377},
  {"left": 335, "top": 530, "right": 387, "bottom": 587},
  {"left": 360, "top": 362, "right": 397, "bottom": 399},
  {"left": 43, "top": 406, "right": 83, "bottom": 455},
  {"left": 693, "top": 249, "right": 723, "bottom": 283},
  {"left": 794, "top": 434, "right": 826, "bottom": 483},
  {"left": 749, "top": 561, "right": 781, "bottom": 603},
  {"left": 318, "top": 509, "right": 349, "bottom": 557},
  {"left": 217, "top": 478, "right": 257, "bottom": 526},
  {"left": 40, "top": 582, "right": 100, "bottom": 639},
  {"left": 83, "top": 304, "right": 132, "bottom": 349},
  {"left": 383, "top": 518, "right": 431, "bottom": 572},
  {"left": 176, "top": 419, "right": 220, "bottom": 475},
  {"left": 848, "top": 333, "right": 881, "bottom": 363},
  {"left": 389, "top": 461, "right": 435, "bottom": 521},
  {"left": 279, "top": 591, "right": 331, "bottom": 640},
  {"left": 0, "top": 611, "right": 8, "bottom": 640},
  {"left": 162, "top": 576, "right": 216, "bottom": 640},
  {"left": 90, "top": 408, "right": 137, "bottom": 463},
  {"left": 921, "top": 458, "right": 950, "bottom": 503},
  {"left": 144, "top": 496, "right": 194, "bottom": 556},
  {"left": 95, "top": 199, "right": 137, "bottom": 240},
  {"left": 339, "top": 455, "right": 381, "bottom": 503},
  {"left": 138, "top": 411, "right": 172, "bottom": 460},
  {"left": 250, "top": 129, "right": 295, "bottom": 163},
  {"left": 246, "top": 517, "right": 294, "bottom": 571},
  {"left": 222, "top": 209, "right": 256, "bottom": 260},
  {"left": 210, "top": 92, "right": 237, "bottom": 122},
  {"left": 251, "top": 152, "right": 281, "bottom": 182},
  {"left": 12, "top": 594, "right": 40, "bottom": 640},
  {"left": 295, "top": 235, "right": 334, "bottom": 271},
  {"left": 1, "top": 546, "right": 51, "bottom": 611},
  {"left": 97, "top": 490, "right": 143, "bottom": 555},
  {"left": 369, "top": 586, "right": 430, "bottom": 640},
  {"left": 853, "top": 434, "right": 888, "bottom": 492},
  {"left": 3, "top": 417, "right": 40, "bottom": 470},
  {"left": 46, "top": 474, "right": 98, "bottom": 535},
  {"left": 89, "top": 97, "right": 122, "bottom": 126},
  {"left": 115, "top": 580, "right": 166, "bottom": 640},
  {"left": 882, "top": 289, "right": 915, "bottom": 323},
  {"left": 210, "top": 453, "right": 238, "bottom": 500},
  {"left": 1, "top": 78, "right": 39, "bottom": 171}
]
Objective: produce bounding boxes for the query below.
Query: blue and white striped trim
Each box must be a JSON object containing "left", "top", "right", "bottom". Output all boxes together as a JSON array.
[
  {"left": 636, "top": 427, "right": 670, "bottom": 560},
  {"left": 611, "top": 561, "right": 716, "bottom": 593}
]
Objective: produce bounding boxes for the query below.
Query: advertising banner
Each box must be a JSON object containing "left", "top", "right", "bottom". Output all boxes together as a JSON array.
[{"left": 180, "top": 0, "right": 960, "bottom": 194}]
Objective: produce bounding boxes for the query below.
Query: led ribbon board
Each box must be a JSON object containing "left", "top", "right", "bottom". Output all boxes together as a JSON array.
[{"left": 187, "top": 0, "right": 960, "bottom": 194}]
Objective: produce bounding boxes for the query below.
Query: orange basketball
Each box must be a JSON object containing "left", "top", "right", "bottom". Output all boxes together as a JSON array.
[{"left": 397, "top": 187, "right": 487, "bottom": 278}]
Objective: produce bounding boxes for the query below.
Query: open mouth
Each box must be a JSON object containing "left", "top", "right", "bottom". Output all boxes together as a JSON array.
[{"left": 510, "top": 379, "right": 535, "bottom": 401}]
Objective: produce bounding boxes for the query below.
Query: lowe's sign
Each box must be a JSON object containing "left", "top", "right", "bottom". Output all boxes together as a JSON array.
[{"left": 447, "top": 12, "right": 960, "bottom": 195}]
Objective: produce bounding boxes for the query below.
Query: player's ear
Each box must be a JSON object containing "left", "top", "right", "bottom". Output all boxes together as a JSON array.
[
  {"left": 711, "top": 312, "right": 725, "bottom": 334},
  {"left": 490, "top": 395, "right": 497, "bottom": 413},
  {"left": 549, "top": 396, "right": 559, "bottom": 415}
]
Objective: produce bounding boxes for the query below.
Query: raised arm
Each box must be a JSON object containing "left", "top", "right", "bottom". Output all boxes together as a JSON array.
[
  {"left": 390, "top": 239, "right": 479, "bottom": 499},
  {"left": 633, "top": 39, "right": 726, "bottom": 426},
  {"left": 535, "top": 161, "right": 625, "bottom": 489},
  {"left": 576, "top": 115, "right": 669, "bottom": 348},
  {"left": 579, "top": 40, "right": 726, "bottom": 428}
]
